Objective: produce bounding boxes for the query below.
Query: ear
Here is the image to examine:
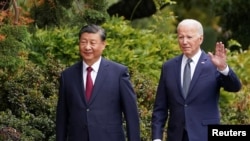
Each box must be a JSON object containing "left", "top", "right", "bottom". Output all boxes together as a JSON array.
[
  {"left": 101, "top": 41, "right": 106, "bottom": 50},
  {"left": 199, "top": 35, "right": 204, "bottom": 44},
  {"left": 103, "top": 41, "right": 106, "bottom": 46}
]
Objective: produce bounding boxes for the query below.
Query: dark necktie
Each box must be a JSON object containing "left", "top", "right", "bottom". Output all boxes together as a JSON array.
[
  {"left": 86, "top": 67, "right": 93, "bottom": 101},
  {"left": 183, "top": 58, "right": 192, "bottom": 98}
]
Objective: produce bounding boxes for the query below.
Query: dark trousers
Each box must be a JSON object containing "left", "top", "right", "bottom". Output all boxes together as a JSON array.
[{"left": 182, "top": 130, "right": 189, "bottom": 141}]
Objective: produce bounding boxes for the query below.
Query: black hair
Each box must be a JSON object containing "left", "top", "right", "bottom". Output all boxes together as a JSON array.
[{"left": 78, "top": 24, "right": 106, "bottom": 41}]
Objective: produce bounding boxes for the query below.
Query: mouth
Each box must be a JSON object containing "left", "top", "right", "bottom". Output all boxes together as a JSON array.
[
  {"left": 183, "top": 47, "right": 190, "bottom": 50},
  {"left": 84, "top": 52, "right": 92, "bottom": 55}
]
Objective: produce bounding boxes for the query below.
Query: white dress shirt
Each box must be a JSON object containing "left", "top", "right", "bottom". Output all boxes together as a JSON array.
[{"left": 82, "top": 57, "right": 101, "bottom": 90}]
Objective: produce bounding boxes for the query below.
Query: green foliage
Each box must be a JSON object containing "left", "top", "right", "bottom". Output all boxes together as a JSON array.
[
  {"left": 131, "top": 4, "right": 177, "bottom": 34},
  {"left": 83, "top": 9, "right": 109, "bottom": 25},
  {"left": 0, "top": 110, "right": 46, "bottom": 140},
  {"left": 84, "top": 0, "right": 110, "bottom": 24},
  {"left": 0, "top": 25, "right": 30, "bottom": 41},
  {"left": 213, "top": 0, "right": 250, "bottom": 50},
  {"left": 220, "top": 88, "right": 250, "bottom": 124},
  {"left": 0, "top": 25, "right": 30, "bottom": 113},
  {"left": 0, "top": 38, "right": 23, "bottom": 72},
  {"left": 227, "top": 50, "right": 250, "bottom": 86},
  {"left": 219, "top": 50, "right": 250, "bottom": 124},
  {"left": 84, "top": 0, "right": 109, "bottom": 11},
  {"left": 0, "top": 25, "right": 29, "bottom": 73},
  {"left": 131, "top": 70, "right": 157, "bottom": 140},
  {"left": 0, "top": 25, "right": 64, "bottom": 139},
  {"left": 57, "top": 0, "right": 74, "bottom": 8},
  {"left": 29, "top": 0, "right": 63, "bottom": 28},
  {"left": 29, "top": 0, "right": 110, "bottom": 28},
  {"left": 227, "top": 39, "right": 242, "bottom": 52},
  {"left": 0, "top": 10, "right": 250, "bottom": 140},
  {"left": 102, "top": 17, "right": 180, "bottom": 81},
  {"left": 28, "top": 26, "right": 80, "bottom": 66},
  {"left": 0, "top": 56, "right": 64, "bottom": 140},
  {"left": 168, "top": 0, "right": 250, "bottom": 51}
]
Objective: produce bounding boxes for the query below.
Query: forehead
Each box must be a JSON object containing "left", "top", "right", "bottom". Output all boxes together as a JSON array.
[
  {"left": 80, "top": 32, "right": 101, "bottom": 40},
  {"left": 178, "top": 24, "right": 197, "bottom": 33}
]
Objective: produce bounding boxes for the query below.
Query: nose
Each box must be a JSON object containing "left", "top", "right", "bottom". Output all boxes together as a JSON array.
[
  {"left": 86, "top": 44, "right": 91, "bottom": 49},
  {"left": 84, "top": 43, "right": 92, "bottom": 50},
  {"left": 182, "top": 37, "right": 188, "bottom": 44}
]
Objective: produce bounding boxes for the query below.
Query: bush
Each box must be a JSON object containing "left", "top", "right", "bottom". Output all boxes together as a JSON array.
[{"left": 0, "top": 17, "right": 249, "bottom": 140}]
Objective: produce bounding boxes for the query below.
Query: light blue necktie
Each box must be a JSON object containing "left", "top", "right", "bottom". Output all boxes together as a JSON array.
[{"left": 183, "top": 58, "right": 192, "bottom": 98}]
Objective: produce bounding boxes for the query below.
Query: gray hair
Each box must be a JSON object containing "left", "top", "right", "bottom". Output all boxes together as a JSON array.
[{"left": 177, "top": 19, "right": 203, "bottom": 35}]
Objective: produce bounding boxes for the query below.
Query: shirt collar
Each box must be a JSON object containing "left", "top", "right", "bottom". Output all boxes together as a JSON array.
[
  {"left": 183, "top": 49, "right": 202, "bottom": 64},
  {"left": 82, "top": 57, "right": 101, "bottom": 72}
]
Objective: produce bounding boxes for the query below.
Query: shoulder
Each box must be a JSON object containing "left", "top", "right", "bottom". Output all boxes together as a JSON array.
[
  {"left": 62, "top": 61, "right": 82, "bottom": 74},
  {"left": 101, "top": 58, "right": 127, "bottom": 69},
  {"left": 163, "top": 55, "right": 182, "bottom": 66}
]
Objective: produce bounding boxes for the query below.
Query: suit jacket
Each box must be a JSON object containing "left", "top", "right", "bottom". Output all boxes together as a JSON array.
[
  {"left": 152, "top": 51, "right": 241, "bottom": 141},
  {"left": 56, "top": 58, "right": 140, "bottom": 141}
]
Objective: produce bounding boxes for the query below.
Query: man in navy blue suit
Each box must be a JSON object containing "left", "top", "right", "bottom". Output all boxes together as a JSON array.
[
  {"left": 56, "top": 24, "right": 140, "bottom": 141},
  {"left": 151, "top": 19, "right": 242, "bottom": 141}
]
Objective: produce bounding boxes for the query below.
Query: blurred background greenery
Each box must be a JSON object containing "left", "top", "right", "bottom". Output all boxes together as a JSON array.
[{"left": 0, "top": 0, "right": 249, "bottom": 140}]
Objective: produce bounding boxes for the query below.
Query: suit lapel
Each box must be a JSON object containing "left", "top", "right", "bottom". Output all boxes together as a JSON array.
[
  {"left": 88, "top": 58, "right": 109, "bottom": 104},
  {"left": 73, "top": 61, "right": 88, "bottom": 105},
  {"left": 187, "top": 51, "right": 208, "bottom": 99},
  {"left": 173, "top": 55, "right": 186, "bottom": 101}
]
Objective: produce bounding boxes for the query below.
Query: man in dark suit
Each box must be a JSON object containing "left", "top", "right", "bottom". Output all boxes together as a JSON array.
[
  {"left": 56, "top": 24, "right": 140, "bottom": 141},
  {"left": 151, "top": 19, "right": 242, "bottom": 141}
]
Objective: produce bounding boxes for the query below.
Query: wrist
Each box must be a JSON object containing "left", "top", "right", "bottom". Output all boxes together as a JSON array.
[{"left": 218, "top": 63, "right": 227, "bottom": 71}]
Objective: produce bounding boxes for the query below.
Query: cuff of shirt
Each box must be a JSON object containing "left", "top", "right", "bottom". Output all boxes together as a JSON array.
[
  {"left": 218, "top": 65, "right": 229, "bottom": 76},
  {"left": 153, "top": 139, "right": 162, "bottom": 141}
]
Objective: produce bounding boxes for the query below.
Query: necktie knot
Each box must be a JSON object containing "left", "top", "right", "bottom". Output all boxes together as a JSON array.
[
  {"left": 87, "top": 67, "right": 93, "bottom": 72},
  {"left": 187, "top": 58, "right": 192, "bottom": 64}
]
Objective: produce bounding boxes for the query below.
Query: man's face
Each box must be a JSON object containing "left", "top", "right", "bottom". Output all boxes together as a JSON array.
[
  {"left": 177, "top": 24, "right": 203, "bottom": 58},
  {"left": 79, "top": 32, "right": 106, "bottom": 66}
]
